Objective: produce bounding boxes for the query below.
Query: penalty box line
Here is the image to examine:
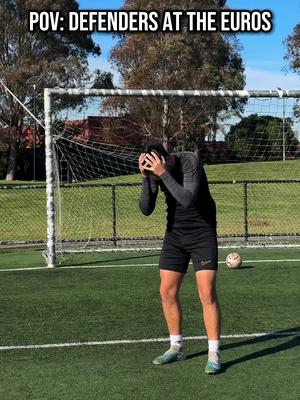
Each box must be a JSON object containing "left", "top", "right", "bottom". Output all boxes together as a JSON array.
[
  {"left": 1, "top": 332, "right": 300, "bottom": 351},
  {"left": 0, "top": 259, "right": 300, "bottom": 272}
]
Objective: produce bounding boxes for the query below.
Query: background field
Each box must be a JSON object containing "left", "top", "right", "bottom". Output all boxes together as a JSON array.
[
  {"left": 0, "top": 247, "right": 299, "bottom": 400},
  {"left": 0, "top": 160, "right": 299, "bottom": 244}
]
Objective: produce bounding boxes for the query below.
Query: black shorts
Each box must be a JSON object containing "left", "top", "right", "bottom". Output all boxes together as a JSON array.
[{"left": 159, "top": 227, "right": 218, "bottom": 273}]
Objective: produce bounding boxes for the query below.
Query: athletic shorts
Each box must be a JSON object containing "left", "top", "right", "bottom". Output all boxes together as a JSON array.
[{"left": 159, "top": 227, "right": 218, "bottom": 273}]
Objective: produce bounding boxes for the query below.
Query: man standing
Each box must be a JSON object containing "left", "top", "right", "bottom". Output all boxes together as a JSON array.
[{"left": 139, "top": 143, "right": 221, "bottom": 374}]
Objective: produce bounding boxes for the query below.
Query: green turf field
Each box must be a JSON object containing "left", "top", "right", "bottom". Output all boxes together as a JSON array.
[
  {"left": 0, "top": 181, "right": 299, "bottom": 242},
  {"left": 1, "top": 159, "right": 298, "bottom": 187},
  {"left": 0, "top": 160, "right": 299, "bottom": 243},
  {"left": 86, "top": 159, "right": 300, "bottom": 183},
  {"left": 0, "top": 247, "right": 299, "bottom": 400}
]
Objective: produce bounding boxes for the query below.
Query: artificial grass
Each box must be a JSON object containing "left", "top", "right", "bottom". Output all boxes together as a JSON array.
[{"left": 0, "top": 247, "right": 299, "bottom": 400}]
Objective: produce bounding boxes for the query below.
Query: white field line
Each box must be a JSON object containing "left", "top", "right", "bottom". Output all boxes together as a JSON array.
[
  {"left": 0, "top": 258, "right": 299, "bottom": 272},
  {"left": 1, "top": 332, "right": 299, "bottom": 351}
]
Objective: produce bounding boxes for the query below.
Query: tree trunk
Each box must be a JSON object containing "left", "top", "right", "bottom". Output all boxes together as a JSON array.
[
  {"left": 162, "top": 99, "right": 170, "bottom": 151},
  {"left": 5, "top": 128, "right": 18, "bottom": 181},
  {"left": 180, "top": 108, "right": 186, "bottom": 151}
]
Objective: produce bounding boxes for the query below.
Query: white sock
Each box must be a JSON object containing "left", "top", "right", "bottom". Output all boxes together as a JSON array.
[
  {"left": 170, "top": 335, "right": 183, "bottom": 348},
  {"left": 208, "top": 340, "right": 220, "bottom": 353}
]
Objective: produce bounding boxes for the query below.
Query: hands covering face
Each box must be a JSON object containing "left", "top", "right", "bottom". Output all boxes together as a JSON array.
[{"left": 138, "top": 152, "right": 167, "bottom": 177}]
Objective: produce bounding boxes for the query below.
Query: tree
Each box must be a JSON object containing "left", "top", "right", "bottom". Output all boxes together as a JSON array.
[
  {"left": 108, "top": 0, "right": 245, "bottom": 151},
  {"left": 226, "top": 114, "right": 298, "bottom": 162},
  {"left": 284, "top": 20, "right": 300, "bottom": 73},
  {"left": 0, "top": 0, "right": 101, "bottom": 180},
  {"left": 284, "top": 17, "right": 300, "bottom": 124},
  {"left": 92, "top": 70, "right": 115, "bottom": 90}
]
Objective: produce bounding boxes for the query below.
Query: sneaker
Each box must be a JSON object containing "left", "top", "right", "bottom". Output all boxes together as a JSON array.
[
  {"left": 152, "top": 345, "right": 186, "bottom": 365},
  {"left": 205, "top": 351, "right": 222, "bottom": 374}
]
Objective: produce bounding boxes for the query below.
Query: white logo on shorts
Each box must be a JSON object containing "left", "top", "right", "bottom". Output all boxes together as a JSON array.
[{"left": 201, "top": 260, "right": 212, "bottom": 265}]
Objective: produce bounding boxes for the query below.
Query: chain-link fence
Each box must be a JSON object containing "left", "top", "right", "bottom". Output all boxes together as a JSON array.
[
  {"left": 0, "top": 180, "right": 299, "bottom": 247},
  {"left": 0, "top": 185, "right": 46, "bottom": 243}
]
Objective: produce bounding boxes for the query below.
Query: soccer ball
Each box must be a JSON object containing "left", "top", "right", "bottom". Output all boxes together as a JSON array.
[{"left": 226, "top": 253, "right": 242, "bottom": 269}]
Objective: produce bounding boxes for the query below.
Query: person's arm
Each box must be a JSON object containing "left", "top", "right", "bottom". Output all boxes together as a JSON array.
[
  {"left": 138, "top": 152, "right": 159, "bottom": 216},
  {"left": 159, "top": 154, "right": 202, "bottom": 208},
  {"left": 139, "top": 175, "right": 159, "bottom": 216}
]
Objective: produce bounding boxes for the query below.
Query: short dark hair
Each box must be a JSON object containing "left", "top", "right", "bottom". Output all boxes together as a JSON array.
[{"left": 144, "top": 142, "right": 168, "bottom": 158}]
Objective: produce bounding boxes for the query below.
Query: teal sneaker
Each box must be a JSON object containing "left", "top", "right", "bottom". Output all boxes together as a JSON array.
[
  {"left": 205, "top": 351, "right": 222, "bottom": 374},
  {"left": 152, "top": 345, "right": 186, "bottom": 365}
]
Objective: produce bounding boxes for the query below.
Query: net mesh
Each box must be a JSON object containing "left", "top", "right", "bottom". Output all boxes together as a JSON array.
[{"left": 50, "top": 94, "right": 300, "bottom": 263}]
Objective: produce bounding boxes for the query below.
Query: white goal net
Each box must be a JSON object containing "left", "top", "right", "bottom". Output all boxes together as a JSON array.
[{"left": 44, "top": 89, "right": 300, "bottom": 267}]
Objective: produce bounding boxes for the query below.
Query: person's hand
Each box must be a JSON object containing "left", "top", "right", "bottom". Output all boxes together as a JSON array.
[
  {"left": 138, "top": 153, "right": 148, "bottom": 177},
  {"left": 144, "top": 152, "right": 167, "bottom": 177}
]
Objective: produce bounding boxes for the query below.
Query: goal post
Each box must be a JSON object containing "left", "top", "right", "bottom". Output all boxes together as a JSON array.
[
  {"left": 44, "top": 88, "right": 300, "bottom": 268},
  {"left": 44, "top": 88, "right": 56, "bottom": 268}
]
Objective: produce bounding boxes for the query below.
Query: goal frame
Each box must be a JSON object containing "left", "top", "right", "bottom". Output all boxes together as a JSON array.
[{"left": 44, "top": 88, "right": 300, "bottom": 267}]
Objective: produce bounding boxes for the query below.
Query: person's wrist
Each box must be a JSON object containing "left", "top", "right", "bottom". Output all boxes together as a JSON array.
[
  {"left": 157, "top": 168, "right": 167, "bottom": 177},
  {"left": 140, "top": 168, "right": 146, "bottom": 177}
]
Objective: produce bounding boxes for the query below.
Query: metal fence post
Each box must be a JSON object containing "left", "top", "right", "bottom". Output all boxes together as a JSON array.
[
  {"left": 243, "top": 182, "right": 249, "bottom": 242},
  {"left": 112, "top": 184, "right": 117, "bottom": 246}
]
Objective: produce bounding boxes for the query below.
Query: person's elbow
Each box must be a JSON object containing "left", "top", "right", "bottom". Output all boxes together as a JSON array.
[
  {"left": 139, "top": 202, "right": 154, "bottom": 216},
  {"left": 181, "top": 193, "right": 195, "bottom": 208},
  {"left": 140, "top": 208, "right": 154, "bottom": 216}
]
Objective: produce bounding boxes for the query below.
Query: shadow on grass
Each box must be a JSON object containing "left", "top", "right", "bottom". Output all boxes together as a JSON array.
[
  {"left": 224, "top": 265, "right": 255, "bottom": 271},
  {"left": 62, "top": 252, "right": 160, "bottom": 267},
  {"left": 239, "top": 265, "right": 255, "bottom": 270},
  {"left": 186, "top": 327, "right": 300, "bottom": 373}
]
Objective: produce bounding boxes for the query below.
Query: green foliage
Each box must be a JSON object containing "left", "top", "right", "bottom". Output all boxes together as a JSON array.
[
  {"left": 108, "top": 0, "right": 246, "bottom": 149},
  {"left": 91, "top": 70, "right": 115, "bottom": 89},
  {"left": 0, "top": 0, "right": 101, "bottom": 179},
  {"left": 284, "top": 21, "right": 300, "bottom": 72},
  {"left": 226, "top": 114, "right": 298, "bottom": 162}
]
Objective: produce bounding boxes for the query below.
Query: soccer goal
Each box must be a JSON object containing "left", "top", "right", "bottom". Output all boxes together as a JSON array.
[{"left": 44, "top": 89, "right": 300, "bottom": 267}]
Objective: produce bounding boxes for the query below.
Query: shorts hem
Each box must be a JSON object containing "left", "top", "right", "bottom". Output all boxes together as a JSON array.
[
  {"left": 159, "top": 265, "right": 188, "bottom": 274},
  {"left": 194, "top": 263, "right": 218, "bottom": 272}
]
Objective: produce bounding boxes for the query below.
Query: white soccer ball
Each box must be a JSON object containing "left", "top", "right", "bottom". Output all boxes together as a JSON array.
[{"left": 226, "top": 253, "right": 242, "bottom": 269}]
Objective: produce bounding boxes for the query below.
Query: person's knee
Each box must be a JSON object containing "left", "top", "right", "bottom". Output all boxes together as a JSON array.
[
  {"left": 160, "top": 284, "right": 178, "bottom": 302},
  {"left": 198, "top": 289, "right": 216, "bottom": 306}
]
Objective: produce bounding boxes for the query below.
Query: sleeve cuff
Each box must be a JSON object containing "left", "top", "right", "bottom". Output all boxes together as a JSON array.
[{"left": 159, "top": 171, "right": 171, "bottom": 180}]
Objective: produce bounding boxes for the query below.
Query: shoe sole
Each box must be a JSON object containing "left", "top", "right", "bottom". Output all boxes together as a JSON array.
[
  {"left": 205, "top": 367, "right": 222, "bottom": 375},
  {"left": 153, "top": 354, "right": 186, "bottom": 365}
]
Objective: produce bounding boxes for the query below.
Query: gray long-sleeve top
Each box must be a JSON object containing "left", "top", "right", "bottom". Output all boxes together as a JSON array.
[{"left": 139, "top": 152, "right": 216, "bottom": 230}]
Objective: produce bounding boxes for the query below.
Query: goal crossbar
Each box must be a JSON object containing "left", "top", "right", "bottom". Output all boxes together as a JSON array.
[{"left": 45, "top": 88, "right": 300, "bottom": 98}]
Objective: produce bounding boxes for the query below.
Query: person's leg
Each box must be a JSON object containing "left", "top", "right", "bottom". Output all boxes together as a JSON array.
[
  {"left": 195, "top": 270, "right": 222, "bottom": 373},
  {"left": 152, "top": 269, "right": 186, "bottom": 364},
  {"left": 196, "top": 270, "right": 220, "bottom": 339},
  {"left": 160, "top": 269, "right": 184, "bottom": 335}
]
